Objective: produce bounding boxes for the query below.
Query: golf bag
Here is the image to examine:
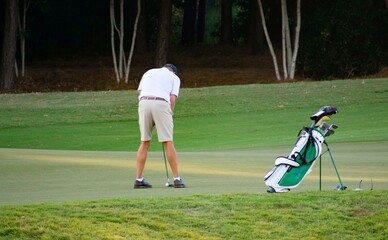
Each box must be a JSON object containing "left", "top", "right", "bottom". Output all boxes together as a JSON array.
[{"left": 264, "top": 106, "right": 339, "bottom": 193}]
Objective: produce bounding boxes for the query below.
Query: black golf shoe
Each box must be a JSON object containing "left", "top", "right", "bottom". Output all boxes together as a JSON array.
[
  {"left": 174, "top": 179, "right": 186, "bottom": 188},
  {"left": 134, "top": 179, "right": 152, "bottom": 189}
]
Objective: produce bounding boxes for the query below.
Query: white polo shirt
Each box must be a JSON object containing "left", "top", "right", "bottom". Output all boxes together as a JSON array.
[{"left": 138, "top": 67, "right": 181, "bottom": 105}]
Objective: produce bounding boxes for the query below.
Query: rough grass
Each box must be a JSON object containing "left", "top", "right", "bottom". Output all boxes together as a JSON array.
[{"left": 0, "top": 192, "right": 387, "bottom": 239}]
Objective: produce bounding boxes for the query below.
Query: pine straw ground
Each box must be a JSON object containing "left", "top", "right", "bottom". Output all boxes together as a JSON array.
[{"left": 11, "top": 45, "right": 388, "bottom": 93}]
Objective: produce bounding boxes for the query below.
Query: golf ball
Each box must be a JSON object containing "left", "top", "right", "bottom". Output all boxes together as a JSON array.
[{"left": 165, "top": 182, "right": 170, "bottom": 187}]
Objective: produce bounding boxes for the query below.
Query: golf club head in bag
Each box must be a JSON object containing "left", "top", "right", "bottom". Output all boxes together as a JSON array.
[
  {"left": 310, "top": 106, "right": 338, "bottom": 124},
  {"left": 264, "top": 106, "right": 339, "bottom": 193}
]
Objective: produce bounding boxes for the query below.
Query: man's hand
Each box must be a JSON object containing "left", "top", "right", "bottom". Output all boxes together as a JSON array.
[{"left": 170, "top": 94, "right": 177, "bottom": 111}]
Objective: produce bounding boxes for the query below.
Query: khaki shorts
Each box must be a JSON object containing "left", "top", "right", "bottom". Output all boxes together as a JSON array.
[{"left": 138, "top": 100, "right": 173, "bottom": 142}]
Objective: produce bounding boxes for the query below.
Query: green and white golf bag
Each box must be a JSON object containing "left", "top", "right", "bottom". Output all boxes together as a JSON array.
[{"left": 264, "top": 106, "right": 338, "bottom": 193}]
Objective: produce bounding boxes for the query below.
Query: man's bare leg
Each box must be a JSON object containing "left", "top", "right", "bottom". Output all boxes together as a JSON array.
[
  {"left": 136, "top": 141, "right": 150, "bottom": 179},
  {"left": 163, "top": 141, "right": 179, "bottom": 178}
]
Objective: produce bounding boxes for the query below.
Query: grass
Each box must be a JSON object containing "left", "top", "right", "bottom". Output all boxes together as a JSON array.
[
  {"left": 0, "top": 78, "right": 388, "bottom": 239},
  {"left": 0, "top": 78, "right": 388, "bottom": 151},
  {"left": 1, "top": 143, "right": 387, "bottom": 205},
  {"left": 0, "top": 192, "right": 387, "bottom": 239}
]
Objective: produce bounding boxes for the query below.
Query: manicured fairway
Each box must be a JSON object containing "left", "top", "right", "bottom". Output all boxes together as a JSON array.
[
  {"left": 1, "top": 141, "right": 387, "bottom": 205},
  {"left": 0, "top": 79, "right": 387, "bottom": 239}
]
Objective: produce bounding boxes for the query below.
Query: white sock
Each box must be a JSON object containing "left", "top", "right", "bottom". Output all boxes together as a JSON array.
[
  {"left": 174, "top": 177, "right": 181, "bottom": 181},
  {"left": 136, "top": 177, "right": 144, "bottom": 182}
]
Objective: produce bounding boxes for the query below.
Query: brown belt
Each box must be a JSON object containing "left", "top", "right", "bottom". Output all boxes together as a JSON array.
[{"left": 140, "top": 96, "right": 167, "bottom": 102}]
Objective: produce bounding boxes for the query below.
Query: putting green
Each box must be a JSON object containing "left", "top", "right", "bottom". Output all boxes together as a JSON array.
[{"left": 1, "top": 141, "right": 387, "bottom": 205}]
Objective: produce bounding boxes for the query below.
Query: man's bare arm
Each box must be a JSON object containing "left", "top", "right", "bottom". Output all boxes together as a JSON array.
[{"left": 170, "top": 94, "right": 177, "bottom": 110}]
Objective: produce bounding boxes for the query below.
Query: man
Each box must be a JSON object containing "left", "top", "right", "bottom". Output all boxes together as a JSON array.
[{"left": 134, "top": 63, "right": 185, "bottom": 189}]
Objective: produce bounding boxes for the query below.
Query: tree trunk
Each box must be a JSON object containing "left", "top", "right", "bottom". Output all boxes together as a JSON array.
[
  {"left": 281, "top": 0, "right": 288, "bottom": 79},
  {"left": 220, "top": 0, "right": 233, "bottom": 44},
  {"left": 182, "top": 0, "right": 197, "bottom": 45},
  {"left": 249, "top": 0, "right": 264, "bottom": 54},
  {"left": 154, "top": 0, "right": 173, "bottom": 67},
  {"left": 110, "top": 0, "right": 120, "bottom": 83},
  {"left": 18, "top": 0, "right": 30, "bottom": 78},
  {"left": 289, "top": 0, "right": 301, "bottom": 79},
  {"left": 197, "top": 0, "right": 207, "bottom": 43},
  {"left": 125, "top": 0, "right": 141, "bottom": 83},
  {"left": 284, "top": 1, "right": 292, "bottom": 75},
  {"left": 0, "top": 0, "right": 19, "bottom": 90},
  {"left": 118, "top": 0, "right": 124, "bottom": 79},
  {"left": 135, "top": 0, "right": 147, "bottom": 53},
  {"left": 281, "top": 0, "right": 295, "bottom": 79},
  {"left": 257, "top": 0, "right": 281, "bottom": 80}
]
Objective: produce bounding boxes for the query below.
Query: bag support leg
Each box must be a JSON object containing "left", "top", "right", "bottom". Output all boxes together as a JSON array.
[{"left": 319, "top": 141, "right": 346, "bottom": 191}]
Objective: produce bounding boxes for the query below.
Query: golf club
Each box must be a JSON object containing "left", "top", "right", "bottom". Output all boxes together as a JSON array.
[
  {"left": 354, "top": 180, "right": 363, "bottom": 191},
  {"left": 353, "top": 179, "right": 373, "bottom": 191},
  {"left": 162, "top": 144, "right": 174, "bottom": 187}
]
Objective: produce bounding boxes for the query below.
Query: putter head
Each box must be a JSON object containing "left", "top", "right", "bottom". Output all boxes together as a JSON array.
[{"left": 165, "top": 182, "right": 174, "bottom": 187}]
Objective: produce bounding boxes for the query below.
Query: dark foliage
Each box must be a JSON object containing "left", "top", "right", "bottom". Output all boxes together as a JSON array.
[{"left": 299, "top": 0, "right": 388, "bottom": 80}]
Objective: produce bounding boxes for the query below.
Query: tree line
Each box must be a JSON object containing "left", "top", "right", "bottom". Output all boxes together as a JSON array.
[{"left": 1, "top": 0, "right": 387, "bottom": 91}]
